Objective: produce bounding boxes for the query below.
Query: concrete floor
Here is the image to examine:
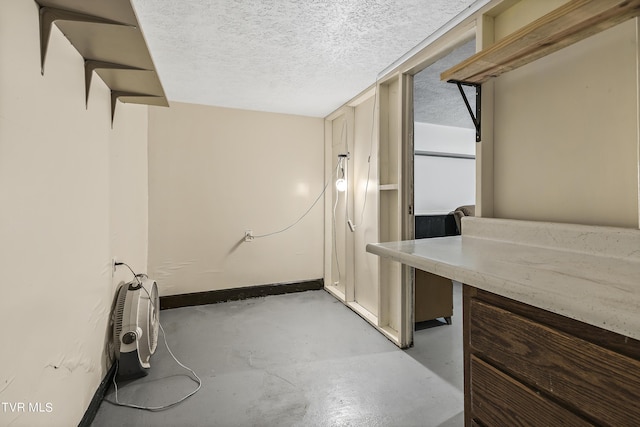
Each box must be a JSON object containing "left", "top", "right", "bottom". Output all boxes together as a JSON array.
[{"left": 93, "top": 283, "right": 463, "bottom": 426}]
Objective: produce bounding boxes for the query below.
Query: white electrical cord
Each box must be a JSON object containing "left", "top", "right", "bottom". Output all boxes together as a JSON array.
[
  {"left": 105, "top": 263, "right": 202, "bottom": 412},
  {"left": 333, "top": 86, "right": 378, "bottom": 232},
  {"left": 332, "top": 173, "right": 342, "bottom": 281},
  {"left": 358, "top": 85, "right": 378, "bottom": 227},
  {"left": 252, "top": 159, "right": 342, "bottom": 239},
  {"left": 339, "top": 120, "right": 353, "bottom": 226},
  {"left": 106, "top": 324, "right": 202, "bottom": 412}
]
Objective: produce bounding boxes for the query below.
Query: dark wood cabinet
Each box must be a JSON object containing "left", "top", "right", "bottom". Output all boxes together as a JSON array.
[
  {"left": 413, "top": 215, "right": 457, "bottom": 324},
  {"left": 414, "top": 270, "right": 453, "bottom": 323},
  {"left": 464, "top": 285, "right": 640, "bottom": 426}
]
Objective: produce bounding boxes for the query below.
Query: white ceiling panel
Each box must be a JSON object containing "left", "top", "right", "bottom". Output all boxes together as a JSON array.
[
  {"left": 132, "top": 0, "right": 476, "bottom": 117},
  {"left": 414, "top": 39, "right": 476, "bottom": 128}
]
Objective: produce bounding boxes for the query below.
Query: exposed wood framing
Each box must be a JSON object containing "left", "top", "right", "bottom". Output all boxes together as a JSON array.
[{"left": 442, "top": 0, "right": 640, "bottom": 84}]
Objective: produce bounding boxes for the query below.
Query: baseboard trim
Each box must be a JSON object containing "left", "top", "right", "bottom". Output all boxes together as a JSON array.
[
  {"left": 159, "top": 279, "right": 324, "bottom": 310},
  {"left": 78, "top": 361, "right": 116, "bottom": 427}
]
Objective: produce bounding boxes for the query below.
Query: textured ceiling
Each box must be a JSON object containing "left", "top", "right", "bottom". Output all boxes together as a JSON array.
[
  {"left": 414, "top": 39, "right": 476, "bottom": 128},
  {"left": 131, "top": 0, "right": 476, "bottom": 117}
]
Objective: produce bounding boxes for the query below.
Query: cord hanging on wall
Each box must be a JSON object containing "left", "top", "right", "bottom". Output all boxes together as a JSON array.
[
  {"left": 248, "top": 158, "right": 342, "bottom": 240},
  {"left": 335, "top": 152, "right": 356, "bottom": 233}
]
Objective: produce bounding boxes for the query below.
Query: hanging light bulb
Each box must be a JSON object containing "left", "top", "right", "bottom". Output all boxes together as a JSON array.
[{"left": 336, "top": 154, "right": 347, "bottom": 192}]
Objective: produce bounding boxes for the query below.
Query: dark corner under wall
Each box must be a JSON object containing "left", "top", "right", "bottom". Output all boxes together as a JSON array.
[
  {"left": 78, "top": 362, "right": 117, "bottom": 427},
  {"left": 159, "top": 279, "right": 325, "bottom": 310}
]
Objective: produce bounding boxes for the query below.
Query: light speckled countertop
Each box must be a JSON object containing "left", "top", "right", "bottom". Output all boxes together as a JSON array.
[{"left": 366, "top": 217, "right": 640, "bottom": 341}]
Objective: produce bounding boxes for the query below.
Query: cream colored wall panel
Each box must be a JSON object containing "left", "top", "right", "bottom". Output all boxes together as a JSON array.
[
  {"left": 330, "top": 114, "right": 350, "bottom": 296},
  {"left": 109, "top": 103, "right": 149, "bottom": 293},
  {"left": 493, "top": 19, "right": 639, "bottom": 227},
  {"left": 148, "top": 102, "right": 324, "bottom": 296},
  {"left": 379, "top": 79, "right": 401, "bottom": 186},
  {"left": 377, "top": 75, "right": 403, "bottom": 339},
  {"left": 477, "top": 14, "right": 495, "bottom": 217},
  {"left": 353, "top": 96, "right": 379, "bottom": 315},
  {"left": 379, "top": 255, "right": 401, "bottom": 332},
  {"left": 324, "top": 119, "right": 335, "bottom": 294},
  {"left": 0, "top": 1, "right": 148, "bottom": 425},
  {"left": 493, "top": 0, "right": 569, "bottom": 40}
]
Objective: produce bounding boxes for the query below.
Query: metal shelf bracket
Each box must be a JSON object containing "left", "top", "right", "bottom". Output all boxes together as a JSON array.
[
  {"left": 38, "top": 6, "right": 133, "bottom": 76},
  {"left": 85, "top": 60, "right": 148, "bottom": 108},
  {"left": 448, "top": 80, "right": 481, "bottom": 142}
]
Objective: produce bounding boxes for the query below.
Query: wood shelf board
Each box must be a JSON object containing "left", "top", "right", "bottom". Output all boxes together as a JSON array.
[
  {"left": 37, "top": 0, "right": 138, "bottom": 26},
  {"left": 442, "top": 0, "right": 640, "bottom": 84},
  {"left": 96, "top": 69, "right": 165, "bottom": 98},
  {"left": 116, "top": 96, "right": 169, "bottom": 107},
  {"left": 379, "top": 184, "right": 399, "bottom": 191},
  {"left": 37, "top": 0, "right": 168, "bottom": 114},
  {"left": 56, "top": 22, "right": 156, "bottom": 70}
]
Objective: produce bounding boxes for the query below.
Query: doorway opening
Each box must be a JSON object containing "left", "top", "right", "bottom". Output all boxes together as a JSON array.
[{"left": 406, "top": 38, "right": 477, "bottom": 397}]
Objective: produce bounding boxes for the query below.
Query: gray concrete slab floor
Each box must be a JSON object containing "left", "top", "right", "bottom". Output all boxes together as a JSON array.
[{"left": 93, "top": 284, "right": 464, "bottom": 427}]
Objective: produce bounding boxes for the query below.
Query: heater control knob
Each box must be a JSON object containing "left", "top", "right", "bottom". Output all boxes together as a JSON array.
[{"left": 122, "top": 331, "right": 137, "bottom": 344}]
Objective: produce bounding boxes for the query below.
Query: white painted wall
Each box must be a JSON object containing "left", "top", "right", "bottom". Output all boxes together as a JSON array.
[
  {"left": 492, "top": 14, "right": 639, "bottom": 228},
  {"left": 0, "top": 2, "right": 148, "bottom": 426},
  {"left": 414, "top": 122, "right": 475, "bottom": 215},
  {"left": 329, "top": 115, "right": 350, "bottom": 296},
  {"left": 148, "top": 102, "right": 324, "bottom": 296},
  {"left": 414, "top": 122, "right": 475, "bottom": 154},
  {"left": 353, "top": 97, "right": 380, "bottom": 315}
]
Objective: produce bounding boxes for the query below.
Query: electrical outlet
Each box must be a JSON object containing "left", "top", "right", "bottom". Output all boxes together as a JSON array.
[
  {"left": 111, "top": 257, "right": 118, "bottom": 276},
  {"left": 244, "top": 230, "right": 254, "bottom": 242}
]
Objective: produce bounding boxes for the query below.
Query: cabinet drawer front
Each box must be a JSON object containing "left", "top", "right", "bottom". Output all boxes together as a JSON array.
[
  {"left": 470, "top": 299, "right": 640, "bottom": 426},
  {"left": 470, "top": 356, "right": 594, "bottom": 427}
]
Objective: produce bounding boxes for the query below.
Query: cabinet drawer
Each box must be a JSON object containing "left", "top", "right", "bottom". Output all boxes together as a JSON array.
[
  {"left": 469, "top": 298, "right": 640, "bottom": 426},
  {"left": 470, "top": 356, "right": 593, "bottom": 426}
]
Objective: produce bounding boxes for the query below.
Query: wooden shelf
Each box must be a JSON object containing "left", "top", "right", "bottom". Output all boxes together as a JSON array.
[
  {"left": 379, "top": 184, "right": 399, "bottom": 191},
  {"left": 441, "top": 0, "right": 640, "bottom": 84},
  {"left": 36, "top": 0, "right": 168, "bottom": 124}
]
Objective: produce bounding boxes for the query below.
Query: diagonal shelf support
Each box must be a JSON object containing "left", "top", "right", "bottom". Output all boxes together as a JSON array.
[
  {"left": 38, "top": 5, "right": 134, "bottom": 75},
  {"left": 110, "top": 91, "right": 163, "bottom": 127},
  {"left": 449, "top": 80, "right": 481, "bottom": 142},
  {"left": 84, "top": 60, "right": 148, "bottom": 108}
]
